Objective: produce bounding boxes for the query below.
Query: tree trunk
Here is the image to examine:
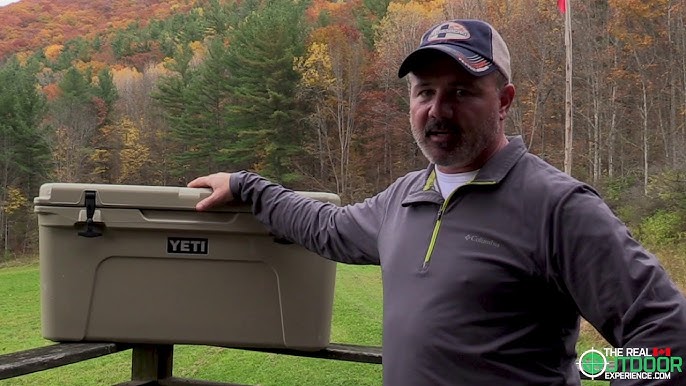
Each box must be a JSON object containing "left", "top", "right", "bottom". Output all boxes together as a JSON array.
[
  {"left": 563, "top": 0, "right": 574, "bottom": 175},
  {"left": 642, "top": 80, "right": 649, "bottom": 196}
]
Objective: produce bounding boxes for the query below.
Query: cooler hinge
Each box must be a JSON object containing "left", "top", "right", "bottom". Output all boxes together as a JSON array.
[{"left": 78, "top": 190, "right": 103, "bottom": 238}]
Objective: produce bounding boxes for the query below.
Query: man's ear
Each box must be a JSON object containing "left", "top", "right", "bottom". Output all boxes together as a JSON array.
[{"left": 499, "top": 83, "right": 516, "bottom": 121}]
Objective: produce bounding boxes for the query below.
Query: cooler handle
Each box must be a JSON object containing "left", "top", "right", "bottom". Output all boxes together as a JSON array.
[{"left": 78, "top": 190, "right": 103, "bottom": 238}]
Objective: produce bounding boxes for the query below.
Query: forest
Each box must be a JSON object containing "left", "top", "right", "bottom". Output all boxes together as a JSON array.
[{"left": 0, "top": 0, "right": 684, "bottom": 257}]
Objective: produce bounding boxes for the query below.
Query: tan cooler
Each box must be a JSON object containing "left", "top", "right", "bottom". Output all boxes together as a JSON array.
[{"left": 34, "top": 183, "right": 339, "bottom": 351}]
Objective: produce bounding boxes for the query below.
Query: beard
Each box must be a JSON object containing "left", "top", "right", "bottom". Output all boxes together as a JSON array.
[{"left": 412, "top": 111, "right": 500, "bottom": 170}]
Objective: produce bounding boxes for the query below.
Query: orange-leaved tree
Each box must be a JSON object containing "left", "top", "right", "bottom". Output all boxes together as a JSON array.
[{"left": 295, "top": 15, "right": 371, "bottom": 201}]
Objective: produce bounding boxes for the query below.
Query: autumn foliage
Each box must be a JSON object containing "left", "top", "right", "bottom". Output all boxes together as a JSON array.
[
  {"left": 0, "top": 0, "right": 195, "bottom": 61},
  {"left": 0, "top": 0, "right": 686, "bottom": 256}
]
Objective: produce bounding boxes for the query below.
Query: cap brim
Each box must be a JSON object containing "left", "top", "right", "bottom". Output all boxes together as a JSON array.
[{"left": 397, "top": 45, "right": 496, "bottom": 78}]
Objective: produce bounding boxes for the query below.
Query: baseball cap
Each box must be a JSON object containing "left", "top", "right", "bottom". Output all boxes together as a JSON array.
[{"left": 397, "top": 19, "right": 511, "bottom": 82}]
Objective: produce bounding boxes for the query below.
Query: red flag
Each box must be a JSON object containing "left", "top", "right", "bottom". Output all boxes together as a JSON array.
[{"left": 558, "top": 0, "right": 566, "bottom": 13}]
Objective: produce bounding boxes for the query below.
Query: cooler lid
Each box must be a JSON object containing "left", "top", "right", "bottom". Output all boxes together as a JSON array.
[{"left": 34, "top": 183, "right": 341, "bottom": 211}]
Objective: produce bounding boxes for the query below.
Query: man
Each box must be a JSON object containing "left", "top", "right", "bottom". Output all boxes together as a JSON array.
[{"left": 189, "top": 19, "right": 686, "bottom": 385}]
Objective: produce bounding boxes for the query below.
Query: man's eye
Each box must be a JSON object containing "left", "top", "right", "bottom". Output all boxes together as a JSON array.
[{"left": 417, "top": 89, "right": 433, "bottom": 97}]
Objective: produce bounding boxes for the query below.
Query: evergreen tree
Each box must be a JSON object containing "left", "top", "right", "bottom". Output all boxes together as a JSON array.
[
  {"left": 94, "top": 68, "right": 119, "bottom": 125},
  {"left": 154, "top": 0, "right": 309, "bottom": 183},
  {"left": 223, "top": 0, "right": 309, "bottom": 183},
  {"left": 154, "top": 44, "right": 211, "bottom": 181},
  {"left": 51, "top": 67, "right": 99, "bottom": 182},
  {"left": 54, "top": 37, "right": 91, "bottom": 71},
  {"left": 0, "top": 57, "right": 50, "bottom": 191},
  {"left": 202, "top": 0, "right": 234, "bottom": 37},
  {"left": 58, "top": 67, "right": 94, "bottom": 102},
  {"left": 111, "top": 30, "right": 133, "bottom": 59},
  {"left": 0, "top": 57, "right": 50, "bottom": 254},
  {"left": 187, "top": 39, "right": 234, "bottom": 172}
]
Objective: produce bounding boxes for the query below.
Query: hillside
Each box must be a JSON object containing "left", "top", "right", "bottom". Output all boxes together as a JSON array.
[
  {"left": 0, "top": 0, "right": 684, "bottom": 261},
  {"left": 0, "top": 0, "right": 195, "bottom": 61}
]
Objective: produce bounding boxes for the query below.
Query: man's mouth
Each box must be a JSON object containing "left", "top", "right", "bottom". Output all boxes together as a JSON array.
[
  {"left": 424, "top": 120, "right": 458, "bottom": 138},
  {"left": 425, "top": 127, "right": 456, "bottom": 141},
  {"left": 426, "top": 129, "right": 451, "bottom": 136},
  {"left": 425, "top": 131, "right": 455, "bottom": 146}
]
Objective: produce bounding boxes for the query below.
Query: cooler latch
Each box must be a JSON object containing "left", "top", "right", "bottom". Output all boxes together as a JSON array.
[{"left": 78, "top": 190, "right": 102, "bottom": 238}]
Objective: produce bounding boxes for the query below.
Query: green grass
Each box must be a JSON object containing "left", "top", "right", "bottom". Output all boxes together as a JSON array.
[{"left": 2, "top": 242, "right": 685, "bottom": 385}]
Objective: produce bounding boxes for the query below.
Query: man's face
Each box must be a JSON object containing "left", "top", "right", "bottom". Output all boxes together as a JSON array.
[{"left": 409, "top": 53, "right": 508, "bottom": 172}]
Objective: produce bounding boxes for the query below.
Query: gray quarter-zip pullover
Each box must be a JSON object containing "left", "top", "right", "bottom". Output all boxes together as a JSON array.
[{"left": 230, "top": 136, "right": 686, "bottom": 385}]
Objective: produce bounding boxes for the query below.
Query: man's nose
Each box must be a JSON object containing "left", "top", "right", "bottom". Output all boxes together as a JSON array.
[{"left": 428, "top": 94, "right": 454, "bottom": 119}]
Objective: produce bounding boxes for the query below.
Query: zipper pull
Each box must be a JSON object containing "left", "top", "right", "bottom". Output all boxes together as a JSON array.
[{"left": 436, "top": 208, "right": 444, "bottom": 222}]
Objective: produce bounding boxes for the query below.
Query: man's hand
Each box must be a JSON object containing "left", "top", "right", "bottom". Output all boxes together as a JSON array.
[{"left": 187, "top": 172, "right": 234, "bottom": 211}]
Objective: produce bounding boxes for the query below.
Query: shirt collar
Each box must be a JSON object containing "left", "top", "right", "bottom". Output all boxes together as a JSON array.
[{"left": 402, "top": 136, "right": 527, "bottom": 206}]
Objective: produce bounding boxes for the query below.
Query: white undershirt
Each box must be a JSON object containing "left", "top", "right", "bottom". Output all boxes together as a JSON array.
[{"left": 434, "top": 168, "right": 479, "bottom": 199}]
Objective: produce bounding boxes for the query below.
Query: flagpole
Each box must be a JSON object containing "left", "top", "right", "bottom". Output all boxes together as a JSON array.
[{"left": 563, "top": 0, "right": 573, "bottom": 175}]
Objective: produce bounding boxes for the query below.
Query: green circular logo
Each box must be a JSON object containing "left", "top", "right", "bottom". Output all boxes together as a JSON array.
[{"left": 577, "top": 348, "right": 607, "bottom": 379}]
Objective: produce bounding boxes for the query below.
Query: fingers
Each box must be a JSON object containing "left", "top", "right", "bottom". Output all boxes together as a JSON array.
[
  {"left": 187, "top": 176, "right": 209, "bottom": 188},
  {"left": 196, "top": 191, "right": 223, "bottom": 211},
  {"left": 188, "top": 173, "right": 233, "bottom": 211}
]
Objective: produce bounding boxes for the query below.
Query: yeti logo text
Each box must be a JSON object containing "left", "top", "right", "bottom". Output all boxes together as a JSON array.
[{"left": 167, "top": 237, "right": 208, "bottom": 254}]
